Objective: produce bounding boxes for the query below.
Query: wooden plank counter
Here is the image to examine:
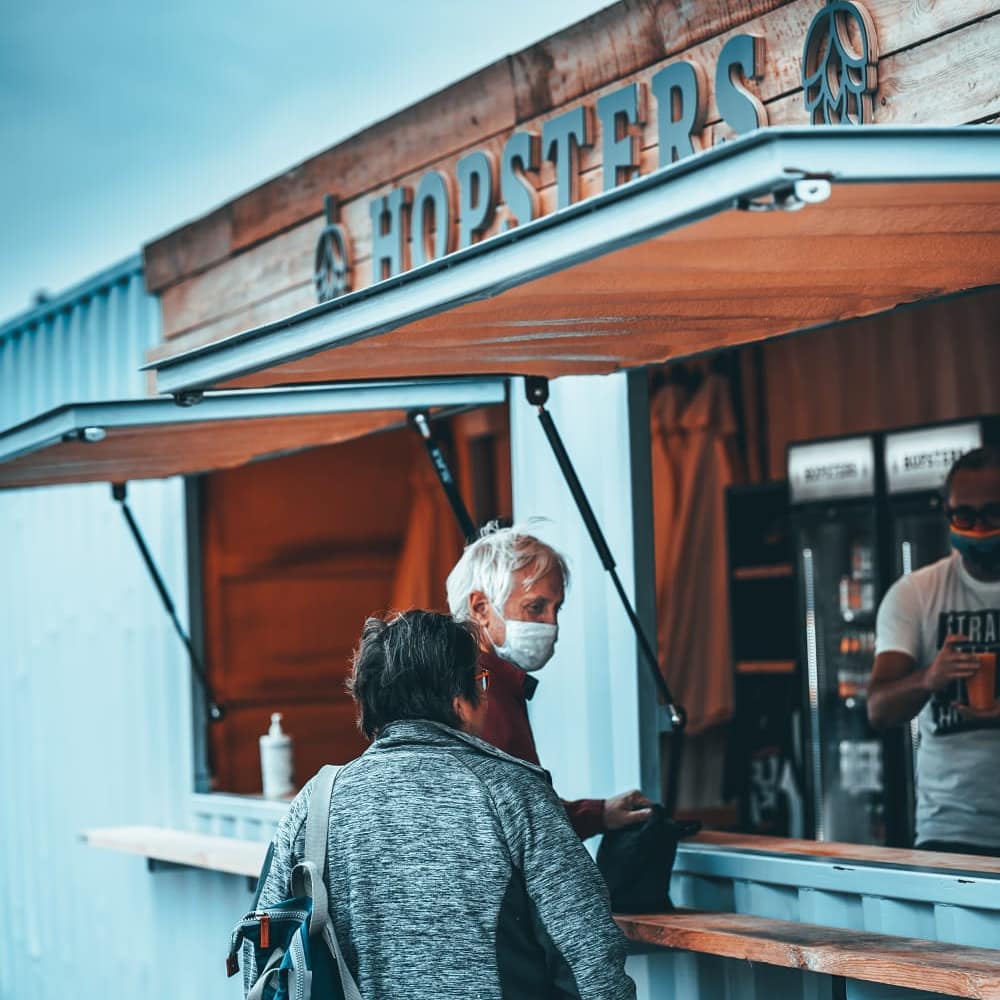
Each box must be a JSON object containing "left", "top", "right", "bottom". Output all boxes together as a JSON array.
[
  {"left": 82, "top": 825, "right": 267, "bottom": 878},
  {"left": 84, "top": 826, "right": 1000, "bottom": 995},
  {"left": 617, "top": 910, "right": 1000, "bottom": 999},
  {"left": 688, "top": 831, "right": 1000, "bottom": 876}
]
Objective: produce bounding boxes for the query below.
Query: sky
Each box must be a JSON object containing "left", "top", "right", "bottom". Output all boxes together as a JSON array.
[{"left": 0, "top": 0, "right": 613, "bottom": 321}]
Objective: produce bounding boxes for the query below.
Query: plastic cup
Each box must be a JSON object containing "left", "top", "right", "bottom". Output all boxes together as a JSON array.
[{"left": 966, "top": 651, "right": 998, "bottom": 711}]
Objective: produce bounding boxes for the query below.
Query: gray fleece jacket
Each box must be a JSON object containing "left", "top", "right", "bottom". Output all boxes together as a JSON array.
[{"left": 247, "top": 719, "right": 635, "bottom": 1000}]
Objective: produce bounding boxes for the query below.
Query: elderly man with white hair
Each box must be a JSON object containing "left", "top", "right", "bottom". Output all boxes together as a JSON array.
[{"left": 446, "top": 523, "right": 653, "bottom": 839}]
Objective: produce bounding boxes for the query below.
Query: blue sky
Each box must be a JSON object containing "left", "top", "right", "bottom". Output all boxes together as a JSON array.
[{"left": 0, "top": 0, "right": 611, "bottom": 320}]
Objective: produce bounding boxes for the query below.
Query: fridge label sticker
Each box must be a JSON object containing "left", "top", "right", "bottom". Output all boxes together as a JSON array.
[
  {"left": 885, "top": 422, "right": 982, "bottom": 494},
  {"left": 789, "top": 437, "right": 875, "bottom": 503}
]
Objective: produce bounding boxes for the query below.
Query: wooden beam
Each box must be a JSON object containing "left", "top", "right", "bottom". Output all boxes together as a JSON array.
[
  {"left": 616, "top": 910, "right": 1000, "bottom": 998},
  {"left": 153, "top": 6, "right": 1000, "bottom": 347},
  {"left": 147, "top": 0, "right": 1000, "bottom": 299}
]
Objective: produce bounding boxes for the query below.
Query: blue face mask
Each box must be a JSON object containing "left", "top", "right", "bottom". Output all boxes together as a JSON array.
[{"left": 950, "top": 528, "right": 1000, "bottom": 572}]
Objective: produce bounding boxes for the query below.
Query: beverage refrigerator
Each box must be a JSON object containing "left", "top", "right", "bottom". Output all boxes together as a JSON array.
[{"left": 787, "top": 419, "right": 989, "bottom": 846}]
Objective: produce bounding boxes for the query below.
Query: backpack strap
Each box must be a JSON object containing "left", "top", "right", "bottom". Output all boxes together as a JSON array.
[
  {"left": 322, "top": 923, "right": 363, "bottom": 1000},
  {"left": 305, "top": 764, "right": 339, "bottom": 874},
  {"left": 246, "top": 948, "right": 284, "bottom": 1000},
  {"left": 295, "top": 763, "right": 363, "bottom": 1000}
]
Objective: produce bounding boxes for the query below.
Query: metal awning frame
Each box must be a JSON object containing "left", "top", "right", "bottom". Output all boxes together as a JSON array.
[
  {"left": 0, "top": 378, "right": 508, "bottom": 470},
  {"left": 148, "top": 126, "right": 1000, "bottom": 396}
]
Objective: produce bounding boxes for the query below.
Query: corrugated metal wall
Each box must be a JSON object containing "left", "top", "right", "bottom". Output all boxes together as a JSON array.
[
  {"left": 0, "top": 256, "right": 157, "bottom": 431},
  {"left": 0, "top": 260, "right": 252, "bottom": 999}
]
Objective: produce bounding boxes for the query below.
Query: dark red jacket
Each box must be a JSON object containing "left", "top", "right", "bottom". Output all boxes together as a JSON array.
[{"left": 478, "top": 650, "right": 606, "bottom": 840}]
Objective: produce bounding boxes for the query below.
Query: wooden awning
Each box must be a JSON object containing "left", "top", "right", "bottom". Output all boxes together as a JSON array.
[
  {"left": 148, "top": 127, "right": 1000, "bottom": 396},
  {"left": 0, "top": 379, "right": 505, "bottom": 489}
]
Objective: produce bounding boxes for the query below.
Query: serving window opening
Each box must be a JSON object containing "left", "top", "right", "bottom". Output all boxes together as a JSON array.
[
  {"left": 645, "top": 286, "right": 1000, "bottom": 849},
  {"left": 191, "top": 406, "right": 511, "bottom": 796}
]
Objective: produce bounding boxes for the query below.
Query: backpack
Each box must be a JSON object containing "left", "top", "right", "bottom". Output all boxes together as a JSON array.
[
  {"left": 596, "top": 805, "right": 701, "bottom": 914},
  {"left": 227, "top": 765, "right": 363, "bottom": 1000}
]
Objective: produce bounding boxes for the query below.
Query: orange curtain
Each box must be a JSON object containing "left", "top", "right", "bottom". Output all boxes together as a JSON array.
[
  {"left": 653, "top": 372, "right": 743, "bottom": 735},
  {"left": 389, "top": 456, "right": 465, "bottom": 612},
  {"left": 651, "top": 382, "right": 691, "bottom": 671}
]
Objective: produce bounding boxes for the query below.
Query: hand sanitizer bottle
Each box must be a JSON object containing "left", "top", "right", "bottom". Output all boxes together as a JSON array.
[{"left": 259, "top": 712, "right": 294, "bottom": 799}]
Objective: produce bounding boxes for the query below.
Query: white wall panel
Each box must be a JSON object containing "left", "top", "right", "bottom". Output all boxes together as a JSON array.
[
  {"left": 510, "top": 373, "right": 648, "bottom": 805},
  {"left": 0, "top": 478, "right": 255, "bottom": 999},
  {"left": 0, "top": 261, "right": 255, "bottom": 999}
]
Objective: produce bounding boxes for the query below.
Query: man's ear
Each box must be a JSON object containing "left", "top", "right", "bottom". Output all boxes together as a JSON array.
[
  {"left": 452, "top": 695, "right": 471, "bottom": 729},
  {"left": 468, "top": 590, "right": 491, "bottom": 626}
]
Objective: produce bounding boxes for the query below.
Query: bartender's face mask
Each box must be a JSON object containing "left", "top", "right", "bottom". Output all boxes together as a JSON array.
[
  {"left": 474, "top": 564, "right": 564, "bottom": 672},
  {"left": 947, "top": 468, "right": 1000, "bottom": 579}
]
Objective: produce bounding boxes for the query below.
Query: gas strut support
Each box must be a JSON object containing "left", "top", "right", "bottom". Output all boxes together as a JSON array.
[
  {"left": 111, "top": 483, "right": 224, "bottom": 724},
  {"left": 523, "top": 377, "right": 687, "bottom": 811},
  {"left": 409, "top": 411, "right": 479, "bottom": 544}
]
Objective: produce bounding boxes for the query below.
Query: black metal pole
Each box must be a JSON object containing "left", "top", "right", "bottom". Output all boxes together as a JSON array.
[
  {"left": 523, "top": 377, "right": 687, "bottom": 812},
  {"left": 409, "top": 411, "right": 479, "bottom": 544},
  {"left": 111, "top": 483, "right": 224, "bottom": 723}
]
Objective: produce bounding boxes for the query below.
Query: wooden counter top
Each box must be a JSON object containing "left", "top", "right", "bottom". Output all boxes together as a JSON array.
[
  {"left": 617, "top": 910, "right": 1000, "bottom": 999},
  {"left": 686, "top": 831, "right": 1000, "bottom": 877},
  {"left": 83, "top": 824, "right": 1000, "bottom": 882},
  {"left": 82, "top": 825, "right": 267, "bottom": 878},
  {"left": 85, "top": 825, "right": 1000, "bottom": 994}
]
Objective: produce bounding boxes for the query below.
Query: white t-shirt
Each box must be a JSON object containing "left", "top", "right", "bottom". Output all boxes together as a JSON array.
[{"left": 876, "top": 551, "right": 1000, "bottom": 847}]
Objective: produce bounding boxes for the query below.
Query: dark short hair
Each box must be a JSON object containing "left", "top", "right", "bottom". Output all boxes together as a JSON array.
[
  {"left": 944, "top": 445, "right": 1000, "bottom": 498},
  {"left": 347, "top": 611, "right": 482, "bottom": 740}
]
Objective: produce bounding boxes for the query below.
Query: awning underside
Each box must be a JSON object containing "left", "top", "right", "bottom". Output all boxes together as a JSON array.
[
  {"left": 146, "top": 130, "right": 1000, "bottom": 396},
  {"left": 0, "top": 380, "right": 506, "bottom": 489},
  {"left": 0, "top": 410, "right": 407, "bottom": 489},
  {"left": 212, "top": 179, "right": 1000, "bottom": 389}
]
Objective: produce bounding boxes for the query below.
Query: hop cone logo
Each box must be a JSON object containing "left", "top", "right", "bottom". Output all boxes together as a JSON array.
[
  {"left": 314, "top": 195, "right": 353, "bottom": 303},
  {"left": 802, "top": 0, "right": 879, "bottom": 125}
]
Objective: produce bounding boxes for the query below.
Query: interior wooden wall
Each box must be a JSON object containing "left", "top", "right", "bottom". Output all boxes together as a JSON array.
[
  {"left": 202, "top": 430, "right": 412, "bottom": 793},
  {"left": 760, "top": 286, "right": 1000, "bottom": 481},
  {"left": 203, "top": 409, "right": 511, "bottom": 795}
]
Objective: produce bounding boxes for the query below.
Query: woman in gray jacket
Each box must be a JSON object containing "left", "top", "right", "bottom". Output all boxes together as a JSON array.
[{"left": 248, "top": 610, "right": 635, "bottom": 999}]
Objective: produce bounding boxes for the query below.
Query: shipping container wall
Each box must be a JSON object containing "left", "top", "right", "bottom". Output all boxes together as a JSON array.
[
  {"left": 0, "top": 260, "right": 252, "bottom": 999},
  {"left": 0, "top": 255, "right": 158, "bottom": 432}
]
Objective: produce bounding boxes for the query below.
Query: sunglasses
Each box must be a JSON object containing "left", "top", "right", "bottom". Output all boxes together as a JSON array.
[
  {"left": 474, "top": 670, "right": 490, "bottom": 694},
  {"left": 946, "top": 503, "right": 1000, "bottom": 531}
]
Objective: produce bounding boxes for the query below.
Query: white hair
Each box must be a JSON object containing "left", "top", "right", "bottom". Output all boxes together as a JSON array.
[{"left": 446, "top": 521, "right": 570, "bottom": 622}]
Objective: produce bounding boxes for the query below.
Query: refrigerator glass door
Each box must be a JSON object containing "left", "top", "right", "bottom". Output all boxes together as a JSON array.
[
  {"left": 889, "top": 493, "right": 952, "bottom": 845},
  {"left": 892, "top": 495, "right": 950, "bottom": 579},
  {"left": 799, "top": 504, "right": 886, "bottom": 844}
]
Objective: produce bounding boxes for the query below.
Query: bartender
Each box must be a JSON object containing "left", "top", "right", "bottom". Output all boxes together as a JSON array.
[
  {"left": 446, "top": 523, "right": 653, "bottom": 839},
  {"left": 868, "top": 446, "right": 1000, "bottom": 856}
]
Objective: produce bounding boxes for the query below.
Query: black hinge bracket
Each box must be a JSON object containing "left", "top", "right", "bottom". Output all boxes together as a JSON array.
[
  {"left": 408, "top": 411, "right": 478, "bottom": 544},
  {"left": 111, "top": 482, "right": 224, "bottom": 726}
]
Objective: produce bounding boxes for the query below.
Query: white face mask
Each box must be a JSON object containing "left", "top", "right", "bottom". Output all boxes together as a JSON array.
[{"left": 492, "top": 615, "right": 558, "bottom": 672}]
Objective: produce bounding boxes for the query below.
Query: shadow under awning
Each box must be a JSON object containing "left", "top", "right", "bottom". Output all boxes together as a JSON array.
[
  {"left": 146, "top": 126, "right": 1000, "bottom": 396},
  {"left": 0, "top": 379, "right": 507, "bottom": 489}
]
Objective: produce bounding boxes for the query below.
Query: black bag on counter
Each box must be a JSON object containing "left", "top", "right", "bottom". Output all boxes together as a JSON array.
[{"left": 596, "top": 806, "right": 701, "bottom": 914}]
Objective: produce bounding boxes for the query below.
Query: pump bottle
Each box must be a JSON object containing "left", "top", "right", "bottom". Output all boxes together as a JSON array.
[{"left": 259, "top": 712, "right": 294, "bottom": 799}]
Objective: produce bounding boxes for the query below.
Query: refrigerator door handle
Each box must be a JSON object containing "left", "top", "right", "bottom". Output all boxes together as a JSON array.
[
  {"left": 901, "top": 539, "right": 914, "bottom": 576},
  {"left": 802, "top": 547, "right": 826, "bottom": 841}
]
